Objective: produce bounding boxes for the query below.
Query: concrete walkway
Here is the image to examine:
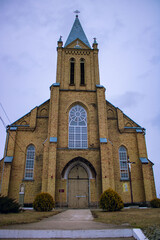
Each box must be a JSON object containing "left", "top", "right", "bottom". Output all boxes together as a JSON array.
[
  {"left": 0, "top": 209, "right": 147, "bottom": 239},
  {"left": 1, "top": 209, "right": 119, "bottom": 230}
]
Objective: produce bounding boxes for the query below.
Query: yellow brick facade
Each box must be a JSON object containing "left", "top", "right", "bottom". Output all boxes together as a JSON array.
[{"left": 0, "top": 16, "right": 156, "bottom": 207}]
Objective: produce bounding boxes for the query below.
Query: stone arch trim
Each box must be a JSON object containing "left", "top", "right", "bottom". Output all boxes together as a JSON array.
[
  {"left": 64, "top": 161, "right": 91, "bottom": 179},
  {"left": 26, "top": 143, "right": 36, "bottom": 150},
  {"left": 62, "top": 157, "right": 96, "bottom": 179},
  {"left": 125, "top": 122, "right": 133, "bottom": 127},
  {"left": 40, "top": 108, "right": 48, "bottom": 117},
  {"left": 118, "top": 144, "right": 128, "bottom": 151},
  {"left": 107, "top": 109, "right": 114, "bottom": 118},
  {"left": 66, "top": 101, "right": 89, "bottom": 115},
  {"left": 20, "top": 120, "right": 27, "bottom": 125}
]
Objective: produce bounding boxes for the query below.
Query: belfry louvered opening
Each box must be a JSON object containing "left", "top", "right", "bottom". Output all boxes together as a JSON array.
[
  {"left": 70, "top": 58, "right": 75, "bottom": 85},
  {"left": 80, "top": 58, "right": 85, "bottom": 85}
]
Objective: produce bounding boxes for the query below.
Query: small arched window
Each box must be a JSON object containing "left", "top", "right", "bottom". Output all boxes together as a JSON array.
[
  {"left": 69, "top": 105, "right": 87, "bottom": 149},
  {"left": 24, "top": 145, "right": 35, "bottom": 179},
  {"left": 70, "top": 58, "right": 75, "bottom": 85},
  {"left": 119, "top": 146, "right": 129, "bottom": 180},
  {"left": 80, "top": 58, "right": 85, "bottom": 85}
]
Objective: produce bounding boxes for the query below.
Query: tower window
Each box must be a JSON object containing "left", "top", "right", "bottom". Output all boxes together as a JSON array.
[
  {"left": 80, "top": 58, "right": 85, "bottom": 85},
  {"left": 69, "top": 105, "right": 88, "bottom": 149},
  {"left": 24, "top": 145, "right": 35, "bottom": 179},
  {"left": 70, "top": 58, "right": 75, "bottom": 85},
  {"left": 119, "top": 146, "right": 129, "bottom": 180}
]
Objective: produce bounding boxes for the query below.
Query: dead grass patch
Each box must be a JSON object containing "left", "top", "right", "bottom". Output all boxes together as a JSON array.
[
  {"left": 92, "top": 208, "right": 160, "bottom": 229},
  {"left": 92, "top": 208, "right": 160, "bottom": 239},
  {"left": 0, "top": 210, "right": 61, "bottom": 227}
]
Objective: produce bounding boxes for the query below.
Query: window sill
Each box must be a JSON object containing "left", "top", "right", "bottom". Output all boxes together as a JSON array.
[
  {"left": 22, "top": 178, "right": 34, "bottom": 182},
  {"left": 69, "top": 84, "right": 75, "bottom": 86},
  {"left": 68, "top": 147, "right": 88, "bottom": 150},
  {"left": 120, "top": 179, "right": 130, "bottom": 182},
  {"left": 80, "top": 84, "right": 86, "bottom": 86}
]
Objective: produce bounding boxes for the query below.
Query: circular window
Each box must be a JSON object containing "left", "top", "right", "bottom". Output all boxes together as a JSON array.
[{"left": 69, "top": 105, "right": 87, "bottom": 125}]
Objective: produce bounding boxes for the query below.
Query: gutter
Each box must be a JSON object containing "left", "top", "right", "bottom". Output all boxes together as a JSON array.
[{"left": 124, "top": 126, "right": 146, "bottom": 134}]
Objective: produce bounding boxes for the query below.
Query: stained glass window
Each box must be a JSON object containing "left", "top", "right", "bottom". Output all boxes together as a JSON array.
[
  {"left": 24, "top": 145, "right": 35, "bottom": 179},
  {"left": 69, "top": 105, "right": 87, "bottom": 149},
  {"left": 119, "top": 146, "right": 129, "bottom": 180}
]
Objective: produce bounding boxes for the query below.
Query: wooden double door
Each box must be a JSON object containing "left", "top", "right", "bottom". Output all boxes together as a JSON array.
[{"left": 68, "top": 164, "right": 89, "bottom": 208}]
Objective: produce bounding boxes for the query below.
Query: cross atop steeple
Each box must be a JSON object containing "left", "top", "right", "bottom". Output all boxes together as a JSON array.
[{"left": 74, "top": 10, "right": 80, "bottom": 17}]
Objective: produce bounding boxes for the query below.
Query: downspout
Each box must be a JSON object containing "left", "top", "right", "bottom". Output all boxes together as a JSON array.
[{"left": 0, "top": 126, "right": 9, "bottom": 193}]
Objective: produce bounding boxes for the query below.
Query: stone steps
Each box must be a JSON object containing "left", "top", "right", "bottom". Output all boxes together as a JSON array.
[{"left": 0, "top": 229, "right": 147, "bottom": 239}]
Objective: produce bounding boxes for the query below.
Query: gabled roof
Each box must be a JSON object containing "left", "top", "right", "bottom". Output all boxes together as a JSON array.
[
  {"left": 106, "top": 100, "right": 142, "bottom": 128},
  {"left": 64, "top": 15, "right": 91, "bottom": 48},
  {"left": 10, "top": 99, "right": 50, "bottom": 126}
]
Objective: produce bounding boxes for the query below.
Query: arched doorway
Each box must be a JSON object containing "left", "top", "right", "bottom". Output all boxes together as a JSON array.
[
  {"left": 62, "top": 157, "right": 96, "bottom": 208},
  {"left": 68, "top": 164, "right": 89, "bottom": 208}
]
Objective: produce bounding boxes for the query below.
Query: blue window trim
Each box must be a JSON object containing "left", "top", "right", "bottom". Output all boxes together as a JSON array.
[
  {"left": 100, "top": 138, "right": 107, "bottom": 143},
  {"left": 4, "top": 156, "right": 13, "bottom": 163},
  {"left": 50, "top": 137, "right": 57, "bottom": 143},
  {"left": 140, "top": 158, "right": 149, "bottom": 164}
]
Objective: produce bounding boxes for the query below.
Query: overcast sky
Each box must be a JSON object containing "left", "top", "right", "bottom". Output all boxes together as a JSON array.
[{"left": 0, "top": 0, "right": 160, "bottom": 197}]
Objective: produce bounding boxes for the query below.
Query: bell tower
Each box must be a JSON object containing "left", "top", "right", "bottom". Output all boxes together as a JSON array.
[
  {"left": 45, "top": 13, "right": 113, "bottom": 203},
  {"left": 56, "top": 14, "right": 100, "bottom": 90}
]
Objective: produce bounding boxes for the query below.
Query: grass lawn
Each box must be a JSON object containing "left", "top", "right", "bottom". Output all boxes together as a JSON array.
[
  {"left": 92, "top": 208, "right": 160, "bottom": 239},
  {"left": 92, "top": 208, "right": 160, "bottom": 228},
  {"left": 0, "top": 210, "right": 61, "bottom": 227}
]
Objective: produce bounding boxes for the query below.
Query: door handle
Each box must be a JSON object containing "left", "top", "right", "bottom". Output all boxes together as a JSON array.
[{"left": 76, "top": 195, "right": 86, "bottom": 198}]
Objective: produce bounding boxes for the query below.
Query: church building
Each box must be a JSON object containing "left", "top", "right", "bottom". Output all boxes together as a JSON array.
[{"left": 0, "top": 15, "right": 156, "bottom": 208}]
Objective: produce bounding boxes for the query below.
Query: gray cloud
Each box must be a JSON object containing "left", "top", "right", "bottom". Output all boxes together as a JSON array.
[
  {"left": 150, "top": 55, "right": 160, "bottom": 65},
  {"left": 151, "top": 113, "right": 160, "bottom": 131},
  {"left": 137, "top": 70, "right": 151, "bottom": 80},
  {"left": 0, "top": 53, "right": 39, "bottom": 77},
  {"left": 113, "top": 18, "right": 124, "bottom": 33},
  {"left": 112, "top": 91, "right": 144, "bottom": 109}
]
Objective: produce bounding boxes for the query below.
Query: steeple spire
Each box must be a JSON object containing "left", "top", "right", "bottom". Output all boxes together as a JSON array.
[{"left": 64, "top": 15, "right": 91, "bottom": 48}]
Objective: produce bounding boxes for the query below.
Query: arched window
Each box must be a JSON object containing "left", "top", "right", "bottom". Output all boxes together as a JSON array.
[
  {"left": 70, "top": 58, "right": 75, "bottom": 85},
  {"left": 69, "top": 105, "right": 87, "bottom": 149},
  {"left": 80, "top": 58, "right": 85, "bottom": 85},
  {"left": 24, "top": 145, "right": 35, "bottom": 179},
  {"left": 119, "top": 146, "right": 129, "bottom": 180}
]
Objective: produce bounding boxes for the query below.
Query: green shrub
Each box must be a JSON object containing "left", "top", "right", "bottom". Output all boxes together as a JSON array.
[
  {"left": 33, "top": 192, "right": 55, "bottom": 211},
  {"left": 100, "top": 188, "right": 124, "bottom": 211},
  {"left": 0, "top": 195, "right": 21, "bottom": 213},
  {"left": 150, "top": 198, "right": 160, "bottom": 208}
]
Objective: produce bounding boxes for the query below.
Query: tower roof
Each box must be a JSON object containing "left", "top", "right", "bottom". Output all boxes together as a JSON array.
[{"left": 64, "top": 15, "right": 91, "bottom": 48}]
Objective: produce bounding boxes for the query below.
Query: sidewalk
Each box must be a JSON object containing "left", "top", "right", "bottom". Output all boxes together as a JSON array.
[
  {"left": 1, "top": 209, "right": 120, "bottom": 230},
  {"left": 0, "top": 209, "right": 147, "bottom": 239}
]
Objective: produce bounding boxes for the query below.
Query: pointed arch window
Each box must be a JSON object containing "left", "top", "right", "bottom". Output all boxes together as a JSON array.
[
  {"left": 70, "top": 58, "right": 75, "bottom": 85},
  {"left": 69, "top": 105, "right": 87, "bottom": 149},
  {"left": 24, "top": 145, "right": 35, "bottom": 179},
  {"left": 80, "top": 58, "right": 85, "bottom": 85},
  {"left": 119, "top": 146, "right": 129, "bottom": 180}
]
